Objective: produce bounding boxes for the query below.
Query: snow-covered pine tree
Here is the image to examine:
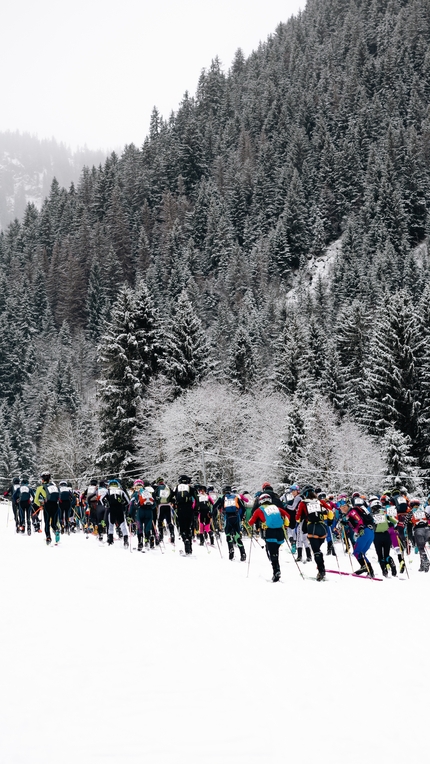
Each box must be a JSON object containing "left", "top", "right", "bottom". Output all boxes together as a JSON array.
[
  {"left": 96, "top": 280, "right": 161, "bottom": 476},
  {"left": 163, "top": 290, "right": 210, "bottom": 395}
]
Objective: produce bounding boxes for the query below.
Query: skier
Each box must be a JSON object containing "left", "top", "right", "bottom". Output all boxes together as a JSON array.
[
  {"left": 381, "top": 494, "right": 406, "bottom": 573},
  {"left": 280, "top": 483, "right": 300, "bottom": 554},
  {"left": 213, "top": 486, "right": 246, "bottom": 561},
  {"left": 404, "top": 499, "right": 430, "bottom": 572},
  {"left": 195, "top": 484, "right": 215, "bottom": 547},
  {"left": 173, "top": 475, "right": 197, "bottom": 555},
  {"left": 13, "top": 476, "right": 35, "bottom": 534},
  {"left": 129, "top": 479, "right": 156, "bottom": 551},
  {"left": 34, "top": 471, "right": 61, "bottom": 545},
  {"left": 154, "top": 477, "right": 175, "bottom": 544},
  {"left": 248, "top": 493, "right": 290, "bottom": 581},
  {"left": 58, "top": 481, "right": 75, "bottom": 534},
  {"left": 296, "top": 486, "right": 334, "bottom": 581},
  {"left": 341, "top": 497, "right": 375, "bottom": 576},
  {"left": 4, "top": 477, "right": 21, "bottom": 531},
  {"left": 104, "top": 479, "right": 130, "bottom": 548},
  {"left": 369, "top": 495, "right": 397, "bottom": 577}
]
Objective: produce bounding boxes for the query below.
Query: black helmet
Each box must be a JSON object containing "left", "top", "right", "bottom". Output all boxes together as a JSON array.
[
  {"left": 223, "top": 486, "right": 232, "bottom": 493},
  {"left": 12, "top": 477, "right": 20, "bottom": 485},
  {"left": 89, "top": 478, "right": 98, "bottom": 486},
  {"left": 301, "top": 485, "right": 315, "bottom": 499},
  {"left": 179, "top": 475, "right": 191, "bottom": 483},
  {"left": 21, "top": 475, "right": 29, "bottom": 483}
]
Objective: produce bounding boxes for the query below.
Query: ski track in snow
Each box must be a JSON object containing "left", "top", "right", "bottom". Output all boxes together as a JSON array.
[{"left": 0, "top": 502, "right": 428, "bottom": 764}]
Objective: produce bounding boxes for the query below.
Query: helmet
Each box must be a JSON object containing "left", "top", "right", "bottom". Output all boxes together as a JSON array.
[
  {"left": 156, "top": 477, "right": 164, "bottom": 484},
  {"left": 40, "top": 471, "right": 50, "bottom": 482},
  {"left": 99, "top": 480, "right": 107, "bottom": 488},
  {"left": 352, "top": 491, "right": 360, "bottom": 498},
  {"left": 12, "top": 477, "right": 20, "bottom": 485},
  {"left": 109, "top": 479, "right": 120, "bottom": 489},
  {"left": 317, "top": 491, "right": 327, "bottom": 500},
  {"left": 409, "top": 498, "right": 421, "bottom": 507},
  {"left": 207, "top": 485, "right": 215, "bottom": 492},
  {"left": 198, "top": 485, "right": 207, "bottom": 492},
  {"left": 258, "top": 493, "right": 272, "bottom": 505},
  {"left": 369, "top": 498, "right": 382, "bottom": 510},
  {"left": 301, "top": 485, "right": 315, "bottom": 499},
  {"left": 179, "top": 475, "right": 191, "bottom": 483},
  {"left": 289, "top": 484, "right": 300, "bottom": 491},
  {"left": 89, "top": 478, "right": 98, "bottom": 486},
  {"left": 59, "top": 481, "right": 68, "bottom": 487},
  {"left": 223, "top": 486, "right": 232, "bottom": 494},
  {"left": 133, "top": 479, "right": 144, "bottom": 487},
  {"left": 262, "top": 482, "right": 272, "bottom": 490}
]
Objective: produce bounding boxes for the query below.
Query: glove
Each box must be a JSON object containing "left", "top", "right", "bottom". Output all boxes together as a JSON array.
[
  {"left": 283, "top": 518, "right": 289, "bottom": 527},
  {"left": 358, "top": 527, "right": 364, "bottom": 537}
]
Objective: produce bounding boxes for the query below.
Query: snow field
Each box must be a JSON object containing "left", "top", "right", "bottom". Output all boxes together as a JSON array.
[{"left": 0, "top": 502, "right": 428, "bottom": 764}]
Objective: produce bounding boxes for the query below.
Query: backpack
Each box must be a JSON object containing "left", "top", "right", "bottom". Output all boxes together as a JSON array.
[
  {"left": 138, "top": 488, "right": 155, "bottom": 506},
  {"left": 60, "top": 486, "right": 71, "bottom": 502},
  {"left": 224, "top": 493, "right": 240, "bottom": 513},
  {"left": 87, "top": 485, "right": 97, "bottom": 502},
  {"left": 19, "top": 485, "right": 31, "bottom": 503},
  {"left": 176, "top": 483, "right": 192, "bottom": 503},
  {"left": 45, "top": 482, "right": 59, "bottom": 502},
  {"left": 158, "top": 487, "right": 170, "bottom": 504},
  {"left": 392, "top": 494, "right": 408, "bottom": 514},
  {"left": 261, "top": 504, "right": 284, "bottom": 529}
]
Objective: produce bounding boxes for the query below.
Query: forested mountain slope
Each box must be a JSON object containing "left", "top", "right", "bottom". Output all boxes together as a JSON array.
[
  {"left": 1, "top": 0, "right": 429, "bottom": 490},
  {"left": 0, "top": 131, "right": 106, "bottom": 230}
]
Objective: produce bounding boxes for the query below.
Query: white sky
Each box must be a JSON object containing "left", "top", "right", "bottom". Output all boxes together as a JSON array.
[{"left": 1, "top": 0, "right": 303, "bottom": 152}]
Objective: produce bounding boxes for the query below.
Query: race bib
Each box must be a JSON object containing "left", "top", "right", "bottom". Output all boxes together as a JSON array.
[
  {"left": 386, "top": 507, "right": 397, "bottom": 517},
  {"left": 160, "top": 489, "right": 170, "bottom": 499},
  {"left": 225, "top": 497, "right": 237, "bottom": 508},
  {"left": 307, "top": 500, "right": 320, "bottom": 515},
  {"left": 264, "top": 505, "right": 279, "bottom": 516},
  {"left": 178, "top": 484, "right": 189, "bottom": 493},
  {"left": 199, "top": 493, "right": 209, "bottom": 502},
  {"left": 373, "top": 513, "right": 386, "bottom": 525},
  {"left": 413, "top": 509, "right": 426, "bottom": 521}
]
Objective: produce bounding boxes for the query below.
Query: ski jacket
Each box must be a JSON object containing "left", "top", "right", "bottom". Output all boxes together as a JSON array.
[
  {"left": 12, "top": 484, "right": 35, "bottom": 505},
  {"left": 249, "top": 504, "right": 290, "bottom": 545},
  {"left": 405, "top": 506, "right": 430, "bottom": 528},
  {"left": 296, "top": 498, "right": 333, "bottom": 523}
]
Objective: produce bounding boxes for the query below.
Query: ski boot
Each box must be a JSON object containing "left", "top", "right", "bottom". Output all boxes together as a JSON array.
[
  {"left": 272, "top": 570, "right": 281, "bottom": 583},
  {"left": 137, "top": 535, "right": 143, "bottom": 552},
  {"left": 170, "top": 533, "right": 175, "bottom": 544},
  {"left": 149, "top": 535, "right": 155, "bottom": 549},
  {"left": 388, "top": 556, "right": 397, "bottom": 576},
  {"left": 291, "top": 541, "right": 297, "bottom": 555},
  {"left": 98, "top": 533, "right": 103, "bottom": 542},
  {"left": 27, "top": 526, "right": 31, "bottom": 536},
  {"left": 296, "top": 547, "right": 303, "bottom": 562},
  {"left": 327, "top": 541, "right": 334, "bottom": 555},
  {"left": 117, "top": 528, "right": 123, "bottom": 539},
  {"left": 107, "top": 534, "right": 114, "bottom": 546},
  {"left": 123, "top": 535, "right": 129, "bottom": 549},
  {"left": 380, "top": 561, "right": 388, "bottom": 577},
  {"left": 55, "top": 529, "right": 60, "bottom": 543},
  {"left": 316, "top": 567, "right": 326, "bottom": 581},
  {"left": 209, "top": 532, "right": 214, "bottom": 546},
  {"left": 398, "top": 555, "right": 405, "bottom": 574},
  {"left": 46, "top": 536, "right": 52, "bottom": 546},
  {"left": 199, "top": 534, "right": 205, "bottom": 546},
  {"left": 228, "top": 546, "right": 234, "bottom": 561},
  {"left": 305, "top": 547, "right": 312, "bottom": 564},
  {"left": 184, "top": 539, "right": 192, "bottom": 555},
  {"left": 240, "top": 547, "right": 246, "bottom": 562}
]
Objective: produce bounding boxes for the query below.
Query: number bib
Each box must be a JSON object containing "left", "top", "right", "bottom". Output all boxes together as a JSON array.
[
  {"left": 373, "top": 512, "right": 386, "bottom": 525},
  {"left": 386, "top": 507, "right": 397, "bottom": 517},
  {"left": 413, "top": 509, "right": 426, "bottom": 522},
  {"left": 307, "top": 500, "right": 320, "bottom": 515}
]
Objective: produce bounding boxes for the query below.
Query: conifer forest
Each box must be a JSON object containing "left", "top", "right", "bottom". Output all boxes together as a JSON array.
[{"left": 1, "top": 0, "right": 430, "bottom": 494}]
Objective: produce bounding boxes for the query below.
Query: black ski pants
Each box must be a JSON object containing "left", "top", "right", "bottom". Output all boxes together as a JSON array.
[{"left": 44, "top": 501, "right": 59, "bottom": 539}]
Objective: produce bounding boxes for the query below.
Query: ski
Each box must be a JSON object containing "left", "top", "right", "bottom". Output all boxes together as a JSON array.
[{"left": 326, "top": 569, "right": 382, "bottom": 581}]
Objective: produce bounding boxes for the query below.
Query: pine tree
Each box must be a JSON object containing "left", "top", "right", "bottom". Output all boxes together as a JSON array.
[
  {"left": 163, "top": 291, "right": 210, "bottom": 395},
  {"left": 229, "top": 327, "right": 256, "bottom": 393}
]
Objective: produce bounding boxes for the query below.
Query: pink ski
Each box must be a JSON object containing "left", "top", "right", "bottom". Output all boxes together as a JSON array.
[{"left": 326, "top": 569, "right": 382, "bottom": 581}]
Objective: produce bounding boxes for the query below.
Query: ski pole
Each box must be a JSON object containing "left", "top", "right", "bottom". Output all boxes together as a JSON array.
[
  {"left": 210, "top": 519, "right": 223, "bottom": 558},
  {"left": 152, "top": 521, "right": 164, "bottom": 554},
  {"left": 247, "top": 529, "right": 253, "bottom": 578},
  {"left": 341, "top": 524, "right": 354, "bottom": 572},
  {"left": 283, "top": 528, "right": 305, "bottom": 580}
]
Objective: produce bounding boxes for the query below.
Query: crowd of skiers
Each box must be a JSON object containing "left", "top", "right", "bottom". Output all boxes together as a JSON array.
[{"left": 3, "top": 473, "right": 430, "bottom": 582}]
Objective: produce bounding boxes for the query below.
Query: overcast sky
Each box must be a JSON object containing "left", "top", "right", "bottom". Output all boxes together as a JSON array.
[{"left": 1, "top": 0, "right": 304, "bottom": 153}]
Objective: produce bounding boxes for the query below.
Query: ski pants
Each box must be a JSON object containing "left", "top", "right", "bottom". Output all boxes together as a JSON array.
[
  {"left": 176, "top": 507, "right": 194, "bottom": 546},
  {"left": 373, "top": 531, "right": 392, "bottom": 571},
  {"left": 136, "top": 507, "right": 154, "bottom": 541},
  {"left": 108, "top": 507, "right": 128, "bottom": 537},
  {"left": 12, "top": 501, "right": 19, "bottom": 528},
  {"left": 158, "top": 505, "right": 174, "bottom": 539},
  {"left": 18, "top": 501, "right": 32, "bottom": 530},
  {"left": 296, "top": 521, "right": 310, "bottom": 549},
  {"left": 414, "top": 526, "right": 430, "bottom": 570},
  {"left": 43, "top": 501, "right": 59, "bottom": 539},
  {"left": 353, "top": 527, "right": 374, "bottom": 564},
  {"left": 388, "top": 526, "right": 401, "bottom": 554},
  {"left": 225, "top": 514, "right": 245, "bottom": 553},
  {"left": 59, "top": 500, "right": 71, "bottom": 530},
  {"left": 266, "top": 540, "right": 283, "bottom": 575},
  {"left": 90, "top": 504, "right": 107, "bottom": 534},
  {"left": 308, "top": 522, "right": 327, "bottom": 574}
]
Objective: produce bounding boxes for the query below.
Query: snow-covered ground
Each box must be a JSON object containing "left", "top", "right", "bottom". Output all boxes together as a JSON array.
[{"left": 0, "top": 502, "right": 428, "bottom": 764}]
